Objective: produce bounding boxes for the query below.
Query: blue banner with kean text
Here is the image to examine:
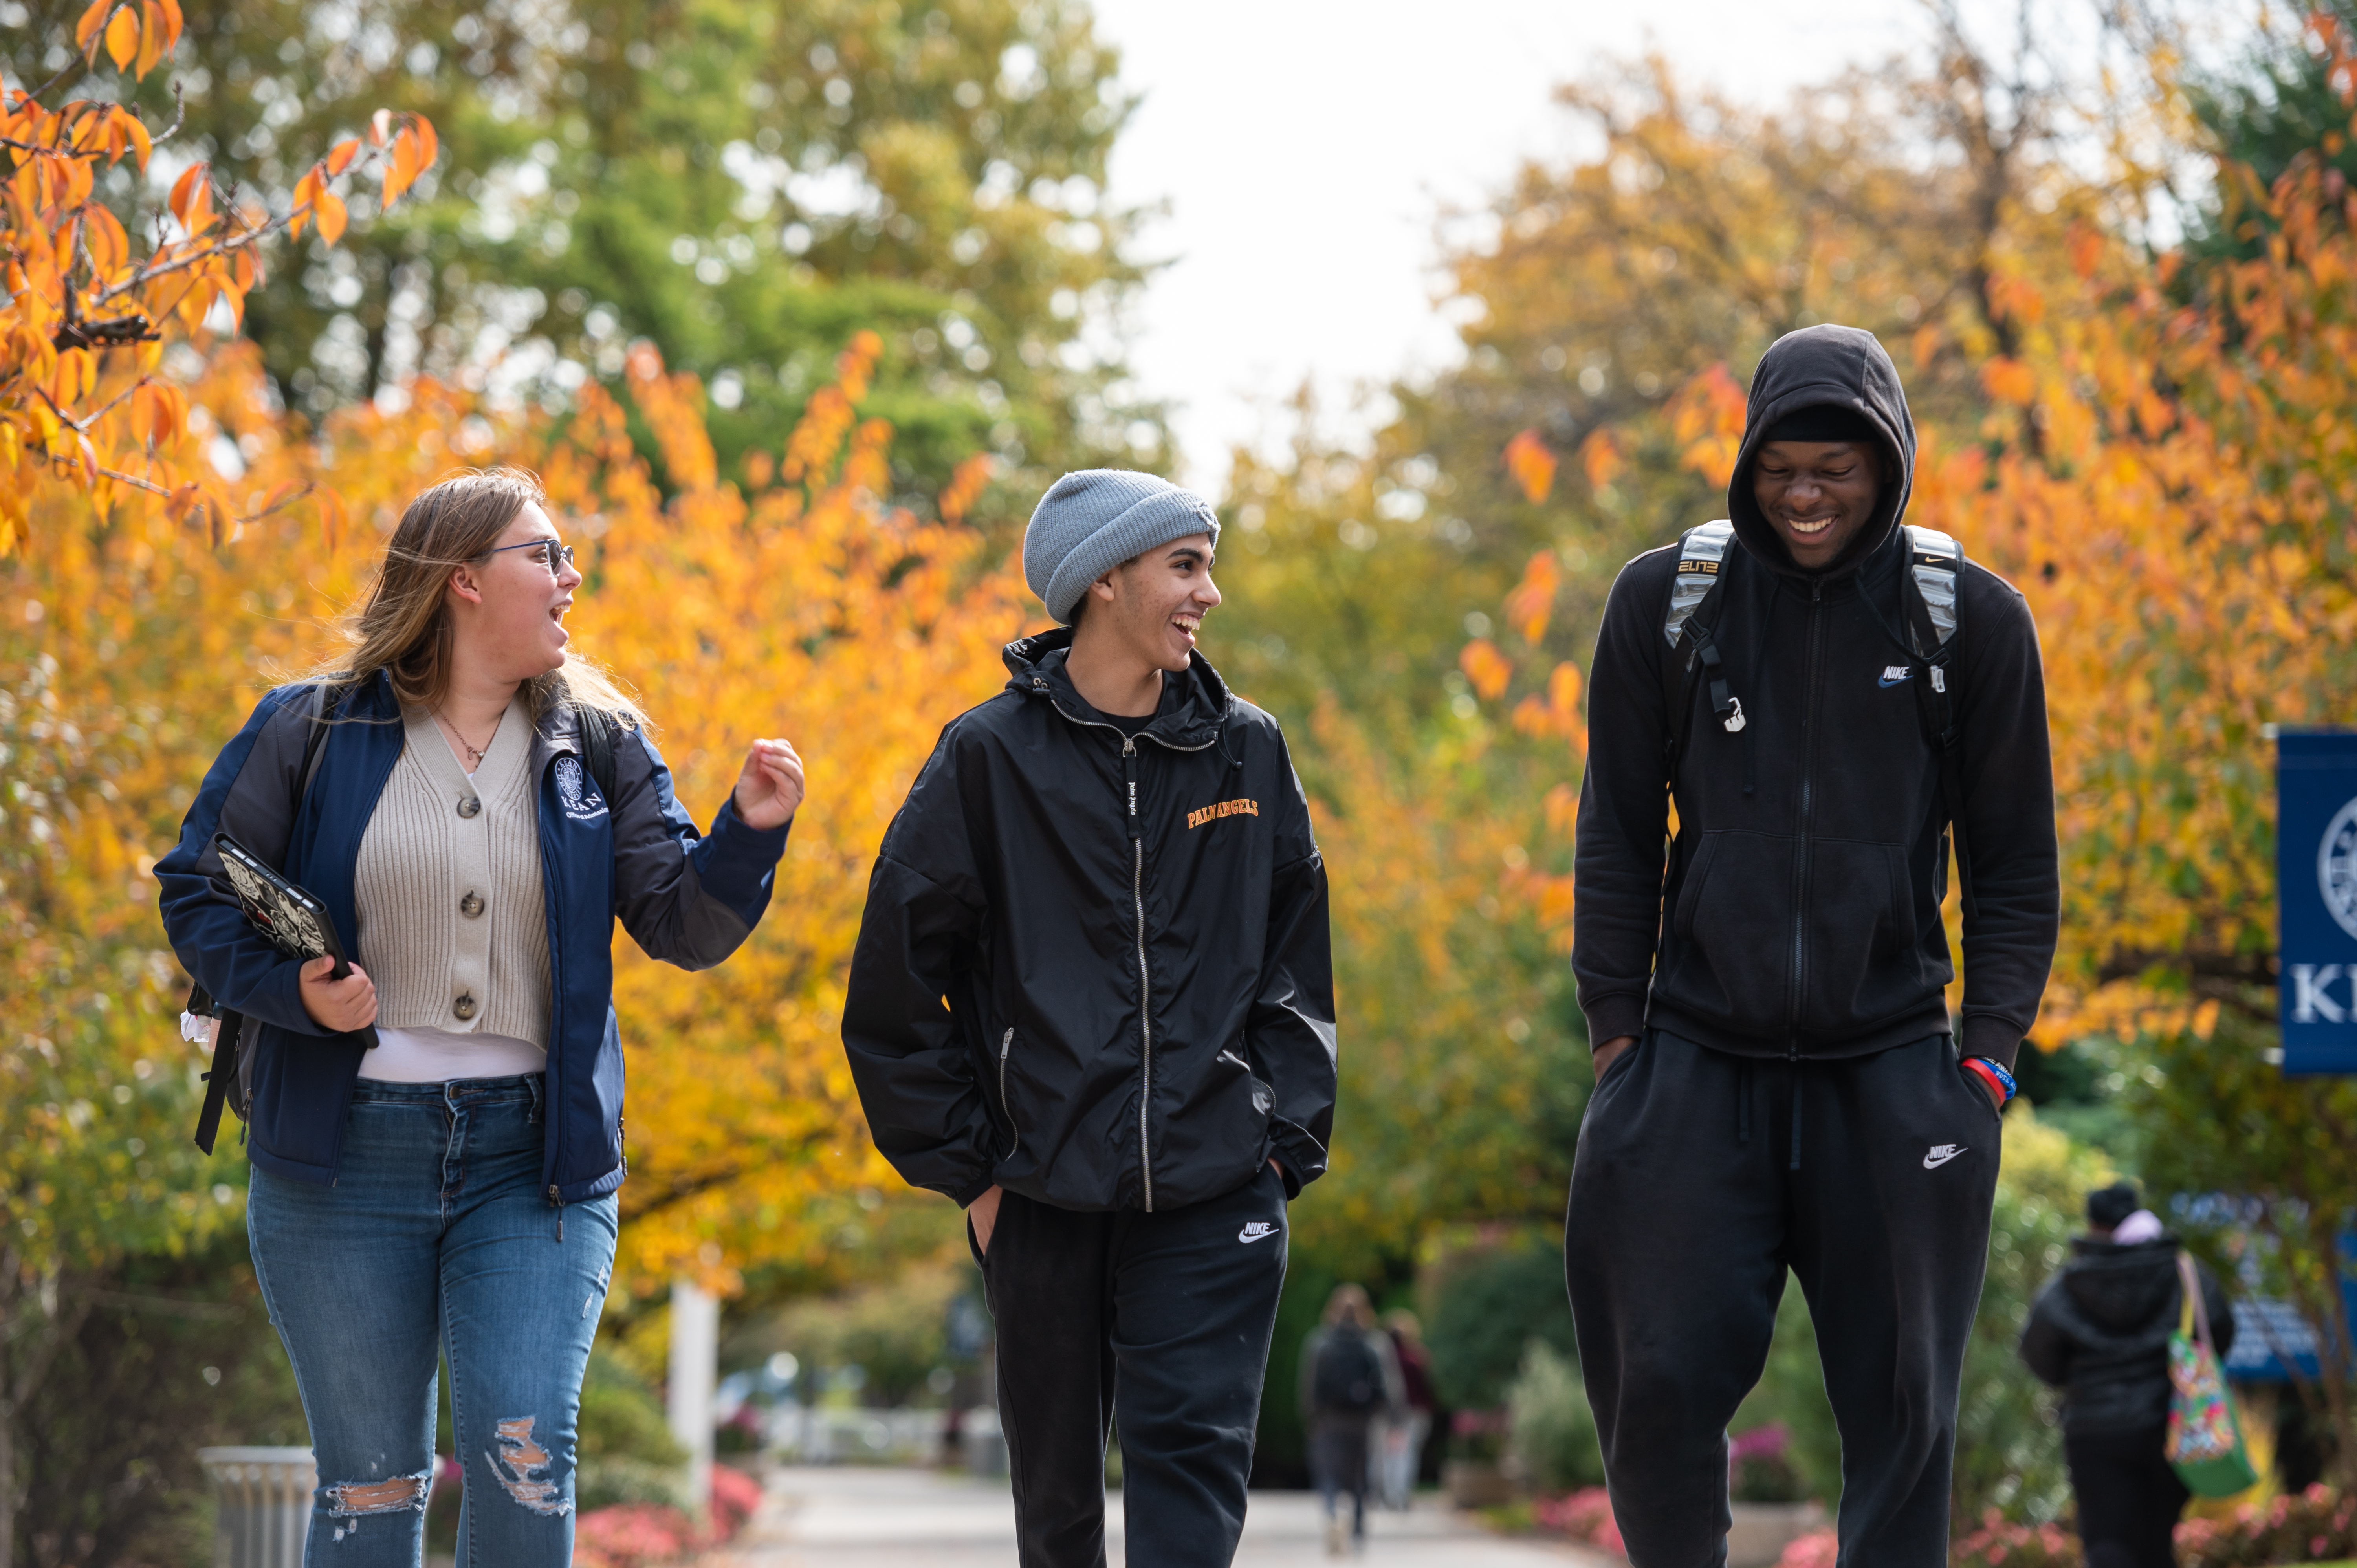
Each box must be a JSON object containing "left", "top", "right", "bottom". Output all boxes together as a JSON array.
[{"left": 2279, "top": 729, "right": 2357, "bottom": 1074}]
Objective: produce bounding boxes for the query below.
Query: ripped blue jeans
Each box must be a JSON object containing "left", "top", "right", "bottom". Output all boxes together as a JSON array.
[{"left": 247, "top": 1074, "right": 619, "bottom": 1568}]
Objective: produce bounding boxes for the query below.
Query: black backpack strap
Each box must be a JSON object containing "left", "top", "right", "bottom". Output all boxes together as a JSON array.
[
  {"left": 577, "top": 703, "right": 622, "bottom": 804},
  {"left": 192, "top": 1010, "right": 243, "bottom": 1156}
]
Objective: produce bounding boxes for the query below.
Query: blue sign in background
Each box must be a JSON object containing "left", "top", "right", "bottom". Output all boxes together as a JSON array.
[{"left": 2278, "top": 730, "right": 2357, "bottom": 1074}]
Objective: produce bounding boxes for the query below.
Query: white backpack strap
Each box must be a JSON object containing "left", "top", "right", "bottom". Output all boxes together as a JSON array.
[
  {"left": 1902, "top": 525, "right": 1960, "bottom": 658},
  {"left": 1664, "top": 519, "right": 1736, "bottom": 648}
]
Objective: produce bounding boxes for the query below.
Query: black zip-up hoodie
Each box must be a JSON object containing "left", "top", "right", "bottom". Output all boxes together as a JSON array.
[
  {"left": 842, "top": 629, "right": 1336, "bottom": 1213},
  {"left": 1572, "top": 325, "right": 2058, "bottom": 1067},
  {"left": 2020, "top": 1236, "right": 2236, "bottom": 1434}
]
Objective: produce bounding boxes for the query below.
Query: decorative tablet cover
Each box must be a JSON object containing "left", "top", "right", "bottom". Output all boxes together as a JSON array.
[{"left": 211, "top": 832, "right": 344, "bottom": 965}]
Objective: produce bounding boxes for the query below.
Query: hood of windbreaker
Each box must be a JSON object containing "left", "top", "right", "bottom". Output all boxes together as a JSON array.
[
  {"left": 1728, "top": 324, "right": 1919, "bottom": 579},
  {"left": 1000, "top": 625, "right": 1232, "bottom": 749}
]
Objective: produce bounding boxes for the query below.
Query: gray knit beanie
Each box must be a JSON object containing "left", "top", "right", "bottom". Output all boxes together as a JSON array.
[{"left": 1023, "top": 469, "right": 1221, "bottom": 625}]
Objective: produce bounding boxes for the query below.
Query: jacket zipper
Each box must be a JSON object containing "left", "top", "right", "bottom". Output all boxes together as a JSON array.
[
  {"left": 1037, "top": 682, "right": 1218, "bottom": 1213},
  {"left": 1122, "top": 736, "right": 1154, "bottom": 1210},
  {"left": 999, "top": 1028, "right": 1018, "bottom": 1155},
  {"left": 1787, "top": 579, "right": 1825, "bottom": 1044}
]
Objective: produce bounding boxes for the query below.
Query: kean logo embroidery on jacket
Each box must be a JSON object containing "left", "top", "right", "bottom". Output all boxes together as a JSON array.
[
  {"left": 1186, "top": 798, "right": 1260, "bottom": 831},
  {"left": 553, "top": 756, "right": 608, "bottom": 822}
]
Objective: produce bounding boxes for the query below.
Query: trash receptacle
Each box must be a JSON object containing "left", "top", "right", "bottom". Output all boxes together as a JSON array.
[
  {"left": 198, "top": 1446, "right": 313, "bottom": 1568},
  {"left": 962, "top": 1407, "right": 1007, "bottom": 1479}
]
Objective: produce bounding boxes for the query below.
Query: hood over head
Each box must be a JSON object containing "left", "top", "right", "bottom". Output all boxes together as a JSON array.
[
  {"left": 2061, "top": 1236, "right": 2182, "bottom": 1333},
  {"left": 1729, "top": 324, "right": 1918, "bottom": 577}
]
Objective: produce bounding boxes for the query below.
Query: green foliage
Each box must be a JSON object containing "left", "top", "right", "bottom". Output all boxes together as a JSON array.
[
  {"left": 575, "top": 1344, "right": 693, "bottom": 1511},
  {"left": 739, "top": 1256, "right": 963, "bottom": 1408},
  {"left": 1953, "top": 1108, "right": 2117, "bottom": 1526},
  {"left": 1731, "top": 1278, "right": 1842, "bottom": 1509},
  {"left": 9, "top": 0, "right": 1158, "bottom": 490},
  {"left": 2124, "top": 1012, "right": 2357, "bottom": 1488},
  {"left": 11, "top": 1233, "right": 306, "bottom": 1568},
  {"left": 1419, "top": 1233, "right": 1576, "bottom": 1412},
  {"left": 1506, "top": 1341, "right": 1602, "bottom": 1493},
  {"left": 2185, "top": 4, "right": 2357, "bottom": 266}
]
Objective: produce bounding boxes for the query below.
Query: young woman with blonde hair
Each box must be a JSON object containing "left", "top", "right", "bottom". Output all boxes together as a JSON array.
[{"left": 158, "top": 468, "right": 804, "bottom": 1565}]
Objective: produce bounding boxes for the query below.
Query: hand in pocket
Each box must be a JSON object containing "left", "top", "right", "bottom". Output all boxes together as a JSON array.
[{"left": 967, "top": 1185, "right": 1003, "bottom": 1258}]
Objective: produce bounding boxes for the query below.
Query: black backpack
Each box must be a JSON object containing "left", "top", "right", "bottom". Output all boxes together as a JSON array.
[
  {"left": 187, "top": 696, "right": 625, "bottom": 1152},
  {"left": 1658, "top": 520, "right": 1978, "bottom": 919},
  {"left": 1312, "top": 1330, "right": 1386, "bottom": 1416}
]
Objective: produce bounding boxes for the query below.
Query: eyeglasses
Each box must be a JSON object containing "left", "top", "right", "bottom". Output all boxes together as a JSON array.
[{"left": 483, "top": 538, "right": 576, "bottom": 576}]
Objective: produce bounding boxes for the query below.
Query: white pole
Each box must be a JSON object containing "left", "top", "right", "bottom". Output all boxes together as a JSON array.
[{"left": 668, "top": 1278, "right": 717, "bottom": 1519}]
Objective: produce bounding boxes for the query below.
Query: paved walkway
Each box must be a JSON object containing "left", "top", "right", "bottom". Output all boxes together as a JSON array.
[{"left": 715, "top": 1465, "right": 1611, "bottom": 1567}]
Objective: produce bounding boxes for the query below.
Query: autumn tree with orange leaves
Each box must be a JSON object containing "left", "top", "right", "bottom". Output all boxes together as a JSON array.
[
  {"left": 0, "top": 13, "right": 443, "bottom": 1552},
  {"left": 2, "top": 317, "right": 1021, "bottom": 1547},
  {"left": 1453, "top": 67, "right": 2357, "bottom": 1493},
  {"left": 0, "top": 0, "right": 433, "bottom": 553}
]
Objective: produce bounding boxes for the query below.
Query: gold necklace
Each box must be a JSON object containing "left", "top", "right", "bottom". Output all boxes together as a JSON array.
[{"left": 436, "top": 707, "right": 495, "bottom": 769}]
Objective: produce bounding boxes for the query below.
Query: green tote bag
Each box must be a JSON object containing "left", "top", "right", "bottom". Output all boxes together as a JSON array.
[{"left": 2165, "top": 1251, "right": 2259, "bottom": 1498}]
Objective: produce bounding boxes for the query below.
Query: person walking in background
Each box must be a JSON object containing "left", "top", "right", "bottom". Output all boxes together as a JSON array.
[
  {"left": 1566, "top": 324, "right": 2060, "bottom": 1564},
  {"left": 2021, "top": 1182, "right": 2237, "bottom": 1568},
  {"left": 1377, "top": 1308, "right": 1437, "bottom": 1509},
  {"left": 157, "top": 468, "right": 805, "bottom": 1565},
  {"left": 841, "top": 469, "right": 1338, "bottom": 1568},
  {"left": 1301, "top": 1286, "right": 1404, "bottom": 1557}
]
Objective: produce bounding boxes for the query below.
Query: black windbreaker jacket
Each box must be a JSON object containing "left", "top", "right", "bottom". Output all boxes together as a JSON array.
[
  {"left": 1573, "top": 325, "right": 2060, "bottom": 1067},
  {"left": 842, "top": 629, "right": 1337, "bottom": 1213}
]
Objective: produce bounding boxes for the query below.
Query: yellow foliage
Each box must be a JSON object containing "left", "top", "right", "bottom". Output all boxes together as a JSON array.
[{"left": 2, "top": 339, "right": 1028, "bottom": 1300}]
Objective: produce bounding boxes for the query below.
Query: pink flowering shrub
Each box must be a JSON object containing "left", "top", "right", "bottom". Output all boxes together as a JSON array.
[
  {"left": 572, "top": 1503, "right": 693, "bottom": 1568},
  {"left": 1949, "top": 1511, "right": 2085, "bottom": 1567},
  {"left": 708, "top": 1464, "right": 762, "bottom": 1537},
  {"left": 572, "top": 1464, "right": 766, "bottom": 1567},
  {"left": 2172, "top": 1484, "right": 2357, "bottom": 1568},
  {"left": 1773, "top": 1527, "right": 1840, "bottom": 1568},
  {"left": 1532, "top": 1486, "right": 1626, "bottom": 1555}
]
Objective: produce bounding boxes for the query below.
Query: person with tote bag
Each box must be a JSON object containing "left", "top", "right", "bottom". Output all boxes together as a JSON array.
[{"left": 2020, "top": 1182, "right": 2242, "bottom": 1568}]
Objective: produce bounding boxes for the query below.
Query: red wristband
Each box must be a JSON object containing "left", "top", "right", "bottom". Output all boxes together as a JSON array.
[{"left": 1963, "top": 1057, "right": 2009, "bottom": 1104}]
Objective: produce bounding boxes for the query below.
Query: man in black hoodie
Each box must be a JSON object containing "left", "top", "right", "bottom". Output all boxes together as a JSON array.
[
  {"left": 2021, "top": 1183, "right": 2236, "bottom": 1568},
  {"left": 1565, "top": 325, "right": 2059, "bottom": 1563},
  {"left": 843, "top": 469, "right": 1337, "bottom": 1567}
]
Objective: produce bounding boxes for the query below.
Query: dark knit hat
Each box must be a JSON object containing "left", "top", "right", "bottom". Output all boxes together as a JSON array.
[
  {"left": 2087, "top": 1182, "right": 2141, "bottom": 1231},
  {"left": 1759, "top": 403, "right": 1881, "bottom": 446}
]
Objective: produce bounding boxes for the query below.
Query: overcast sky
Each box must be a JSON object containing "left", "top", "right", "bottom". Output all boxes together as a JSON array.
[{"left": 1086, "top": 0, "right": 1924, "bottom": 487}]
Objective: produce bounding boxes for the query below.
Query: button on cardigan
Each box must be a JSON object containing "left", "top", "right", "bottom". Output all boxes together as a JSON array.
[{"left": 354, "top": 702, "right": 552, "bottom": 1050}]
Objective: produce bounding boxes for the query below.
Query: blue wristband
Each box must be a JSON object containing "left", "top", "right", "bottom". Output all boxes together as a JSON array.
[{"left": 1965, "top": 1056, "right": 2017, "bottom": 1102}]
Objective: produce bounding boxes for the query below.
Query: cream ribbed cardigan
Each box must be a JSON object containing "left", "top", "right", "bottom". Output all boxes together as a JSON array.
[{"left": 354, "top": 702, "right": 551, "bottom": 1049}]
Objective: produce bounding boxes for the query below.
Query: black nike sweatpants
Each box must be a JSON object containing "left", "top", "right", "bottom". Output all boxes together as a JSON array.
[
  {"left": 974, "top": 1161, "right": 1290, "bottom": 1568},
  {"left": 1563, "top": 1031, "right": 2000, "bottom": 1568}
]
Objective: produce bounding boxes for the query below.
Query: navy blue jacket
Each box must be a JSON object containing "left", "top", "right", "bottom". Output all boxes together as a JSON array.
[{"left": 156, "top": 672, "right": 789, "bottom": 1203}]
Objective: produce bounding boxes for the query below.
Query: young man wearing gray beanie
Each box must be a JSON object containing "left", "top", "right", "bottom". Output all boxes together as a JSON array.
[{"left": 843, "top": 469, "right": 1337, "bottom": 1567}]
